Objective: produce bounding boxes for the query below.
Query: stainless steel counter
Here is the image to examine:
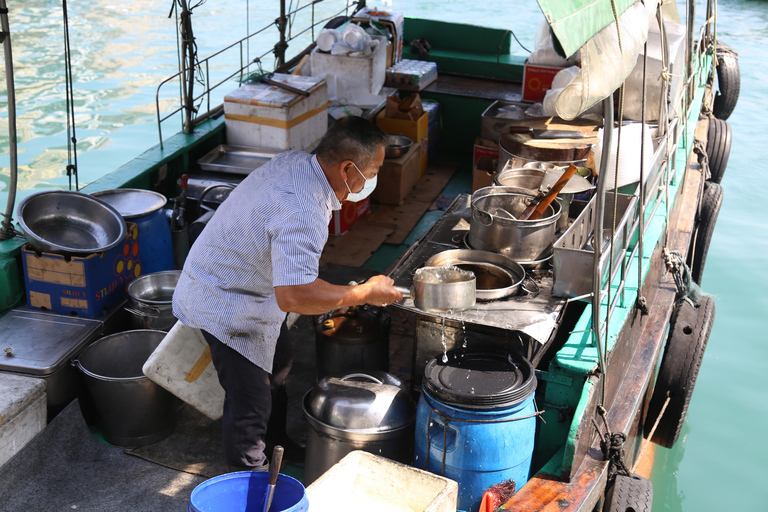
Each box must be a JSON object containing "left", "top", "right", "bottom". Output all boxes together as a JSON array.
[{"left": 389, "top": 194, "right": 567, "bottom": 346}]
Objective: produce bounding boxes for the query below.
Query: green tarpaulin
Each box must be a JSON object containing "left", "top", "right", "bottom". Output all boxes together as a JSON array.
[{"left": 536, "top": 0, "right": 638, "bottom": 57}]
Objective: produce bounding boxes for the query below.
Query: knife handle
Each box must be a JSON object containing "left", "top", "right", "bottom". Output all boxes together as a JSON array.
[{"left": 269, "top": 445, "right": 283, "bottom": 485}]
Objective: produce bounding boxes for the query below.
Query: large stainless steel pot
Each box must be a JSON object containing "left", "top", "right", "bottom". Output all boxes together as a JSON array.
[
  {"left": 74, "top": 330, "right": 178, "bottom": 447},
  {"left": 395, "top": 266, "right": 476, "bottom": 312},
  {"left": 303, "top": 372, "right": 416, "bottom": 484},
  {"left": 469, "top": 186, "right": 561, "bottom": 263},
  {"left": 315, "top": 305, "right": 390, "bottom": 380},
  {"left": 126, "top": 271, "right": 180, "bottom": 331}
]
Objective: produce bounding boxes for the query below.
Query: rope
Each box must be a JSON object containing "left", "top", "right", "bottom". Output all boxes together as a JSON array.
[
  {"left": 632, "top": 394, "right": 671, "bottom": 472},
  {"left": 636, "top": 34, "right": 648, "bottom": 316},
  {"left": 591, "top": 407, "right": 630, "bottom": 484},
  {"left": 497, "top": 30, "right": 531, "bottom": 76},
  {"left": 62, "top": 0, "right": 79, "bottom": 191},
  {"left": 693, "top": 139, "right": 711, "bottom": 181},
  {"left": 423, "top": 406, "right": 544, "bottom": 475},
  {"left": 663, "top": 249, "right": 702, "bottom": 303}
]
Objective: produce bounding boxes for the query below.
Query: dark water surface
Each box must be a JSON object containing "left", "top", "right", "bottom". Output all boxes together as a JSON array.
[{"left": 0, "top": 0, "right": 765, "bottom": 510}]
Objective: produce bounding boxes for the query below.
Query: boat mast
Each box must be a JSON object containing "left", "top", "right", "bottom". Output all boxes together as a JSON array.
[{"left": 0, "top": 0, "right": 19, "bottom": 241}]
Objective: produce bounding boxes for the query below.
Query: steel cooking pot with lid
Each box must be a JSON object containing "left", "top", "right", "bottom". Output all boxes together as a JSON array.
[{"left": 302, "top": 371, "right": 416, "bottom": 484}]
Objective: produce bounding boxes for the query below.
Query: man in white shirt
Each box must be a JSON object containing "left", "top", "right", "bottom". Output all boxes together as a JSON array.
[{"left": 173, "top": 117, "right": 402, "bottom": 470}]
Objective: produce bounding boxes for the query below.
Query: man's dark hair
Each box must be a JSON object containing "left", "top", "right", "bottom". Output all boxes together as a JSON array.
[{"left": 315, "top": 116, "right": 388, "bottom": 168}]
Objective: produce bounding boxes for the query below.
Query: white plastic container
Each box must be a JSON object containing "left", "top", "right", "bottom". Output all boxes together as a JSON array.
[
  {"left": 310, "top": 35, "right": 387, "bottom": 95},
  {"left": 307, "top": 451, "right": 458, "bottom": 512},
  {"left": 0, "top": 373, "right": 46, "bottom": 469},
  {"left": 142, "top": 320, "right": 225, "bottom": 420},
  {"left": 223, "top": 73, "right": 328, "bottom": 151}
]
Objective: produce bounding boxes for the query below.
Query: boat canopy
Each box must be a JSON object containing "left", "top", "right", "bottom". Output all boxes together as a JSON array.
[
  {"left": 536, "top": 0, "right": 639, "bottom": 58},
  {"left": 535, "top": 0, "right": 670, "bottom": 119}
]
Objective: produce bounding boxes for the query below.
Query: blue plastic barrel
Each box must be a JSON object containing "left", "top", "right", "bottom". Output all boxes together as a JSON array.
[
  {"left": 414, "top": 349, "right": 538, "bottom": 512},
  {"left": 91, "top": 189, "right": 174, "bottom": 275},
  {"left": 131, "top": 208, "right": 174, "bottom": 274},
  {"left": 188, "top": 472, "right": 308, "bottom": 512}
]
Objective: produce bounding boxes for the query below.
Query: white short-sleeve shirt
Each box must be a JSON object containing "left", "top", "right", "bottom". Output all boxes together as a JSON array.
[{"left": 172, "top": 151, "right": 341, "bottom": 372}]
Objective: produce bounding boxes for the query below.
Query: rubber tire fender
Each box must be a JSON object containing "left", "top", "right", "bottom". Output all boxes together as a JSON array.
[
  {"left": 705, "top": 118, "right": 731, "bottom": 185},
  {"left": 644, "top": 296, "right": 716, "bottom": 448},
  {"left": 690, "top": 181, "right": 723, "bottom": 285},
  {"left": 712, "top": 43, "right": 740, "bottom": 121},
  {"left": 604, "top": 473, "right": 653, "bottom": 512}
]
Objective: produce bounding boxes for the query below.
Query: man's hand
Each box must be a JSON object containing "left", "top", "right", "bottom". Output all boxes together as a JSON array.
[{"left": 357, "top": 275, "right": 402, "bottom": 307}]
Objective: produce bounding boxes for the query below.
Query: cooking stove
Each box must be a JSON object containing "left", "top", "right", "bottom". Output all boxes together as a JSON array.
[{"left": 389, "top": 194, "right": 569, "bottom": 383}]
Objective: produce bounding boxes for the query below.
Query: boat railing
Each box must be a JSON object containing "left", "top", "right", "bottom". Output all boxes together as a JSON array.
[
  {"left": 154, "top": 0, "right": 363, "bottom": 148},
  {"left": 590, "top": 27, "right": 712, "bottom": 374}
]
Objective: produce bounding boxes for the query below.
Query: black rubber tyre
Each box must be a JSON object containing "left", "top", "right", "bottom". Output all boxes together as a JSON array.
[
  {"left": 604, "top": 473, "right": 653, "bottom": 512},
  {"left": 705, "top": 118, "right": 731, "bottom": 184},
  {"left": 690, "top": 181, "right": 723, "bottom": 285},
  {"left": 712, "top": 44, "right": 740, "bottom": 120},
  {"left": 324, "top": 16, "right": 348, "bottom": 29},
  {"left": 645, "top": 296, "right": 716, "bottom": 448}
]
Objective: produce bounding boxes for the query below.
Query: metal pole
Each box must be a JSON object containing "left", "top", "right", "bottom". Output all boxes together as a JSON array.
[
  {"left": 0, "top": 0, "right": 19, "bottom": 240},
  {"left": 686, "top": 0, "right": 696, "bottom": 110},
  {"left": 276, "top": 0, "right": 287, "bottom": 68},
  {"left": 593, "top": 96, "right": 614, "bottom": 405}
]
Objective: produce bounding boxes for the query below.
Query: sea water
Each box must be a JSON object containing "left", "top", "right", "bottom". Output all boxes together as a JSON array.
[{"left": 1, "top": 1, "right": 766, "bottom": 510}]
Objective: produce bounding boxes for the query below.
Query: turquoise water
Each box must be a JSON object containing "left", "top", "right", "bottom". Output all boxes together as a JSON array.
[{"left": 1, "top": 0, "right": 766, "bottom": 510}]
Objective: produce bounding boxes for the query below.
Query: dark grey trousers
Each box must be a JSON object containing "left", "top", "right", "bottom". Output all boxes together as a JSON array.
[{"left": 202, "top": 321, "right": 292, "bottom": 469}]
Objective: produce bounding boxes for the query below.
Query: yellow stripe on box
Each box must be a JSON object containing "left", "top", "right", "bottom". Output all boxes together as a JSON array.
[
  {"left": 184, "top": 346, "right": 213, "bottom": 383},
  {"left": 225, "top": 102, "right": 328, "bottom": 130}
]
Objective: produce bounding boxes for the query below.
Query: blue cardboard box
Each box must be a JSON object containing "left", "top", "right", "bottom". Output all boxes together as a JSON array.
[{"left": 22, "top": 223, "right": 141, "bottom": 318}]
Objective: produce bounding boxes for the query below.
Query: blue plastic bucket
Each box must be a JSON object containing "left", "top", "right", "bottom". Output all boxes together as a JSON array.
[
  {"left": 414, "top": 349, "right": 537, "bottom": 512},
  {"left": 188, "top": 472, "right": 308, "bottom": 512},
  {"left": 90, "top": 189, "right": 174, "bottom": 275},
  {"left": 132, "top": 208, "right": 174, "bottom": 275}
]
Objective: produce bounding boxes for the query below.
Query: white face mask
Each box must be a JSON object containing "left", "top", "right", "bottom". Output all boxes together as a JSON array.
[{"left": 344, "top": 162, "right": 377, "bottom": 202}]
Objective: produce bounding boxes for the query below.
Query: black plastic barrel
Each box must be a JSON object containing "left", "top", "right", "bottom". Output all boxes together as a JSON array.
[{"left": 75, "top": 329, "right": 177, "bottom": 446}]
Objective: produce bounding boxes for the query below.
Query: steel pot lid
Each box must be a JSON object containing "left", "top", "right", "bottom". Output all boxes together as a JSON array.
[
  {"left": 90, "top": 189, "right": 168, "bottom": 219},
  {"left": 541, "top": 168, "right": 595, "bottom": 194},
  {"left": 316, "top": 306, "right": 388, "bottom": 343},
  {"left": 304, "top": 372, "right": 416, "bottom": 432},
  {"left": 423, "top": 348, "right": 536, "bottom": 409}
]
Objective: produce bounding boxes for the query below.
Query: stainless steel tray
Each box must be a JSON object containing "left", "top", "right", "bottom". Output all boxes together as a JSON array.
[
  {"left": 552, "top": 192, "right": 638, "bottom": 298},
  {"left": 196, "top": 145, "right": 280, "bottom": 175}
]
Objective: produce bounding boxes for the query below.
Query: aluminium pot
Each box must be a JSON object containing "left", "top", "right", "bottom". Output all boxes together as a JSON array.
[
  {"left": 126, "top": 270, "right": 180, "bottom": 331},
  {"left": 469, "top": 186, "right": 561, "bottom": 263},
  {"left": 303, "top": 372, "right": 416, "bottom": 484},
  {"left": 74, "top": 330, "right": 178, "bottom": 447},
  {"left": 395, "top": 266, "right": 476, "bottom": 312}
]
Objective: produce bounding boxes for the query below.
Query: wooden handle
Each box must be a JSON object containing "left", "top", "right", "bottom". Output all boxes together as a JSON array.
[
  {"left": 269, "top": 445, "right": 283, "bottom": 486},
  {"left": 519, "top": 164, "right": 578, "bottom": 221}
]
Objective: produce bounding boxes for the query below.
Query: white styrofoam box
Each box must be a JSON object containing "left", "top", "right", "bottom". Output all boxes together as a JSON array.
[
  {"left": 307, "top": 451, "right": 458, "bottom": 512},
  {"left": 142, "top": 320, "right": 225, "bottom": 420},
  {"left": 310, "top": 35, "right": 387, "bottom": 96},
  {"left": 224, "top": 73, "right": 328, "bottom": 151},
  {"left": 0, "top": 373, "right": 46, "bottom": 469}
]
